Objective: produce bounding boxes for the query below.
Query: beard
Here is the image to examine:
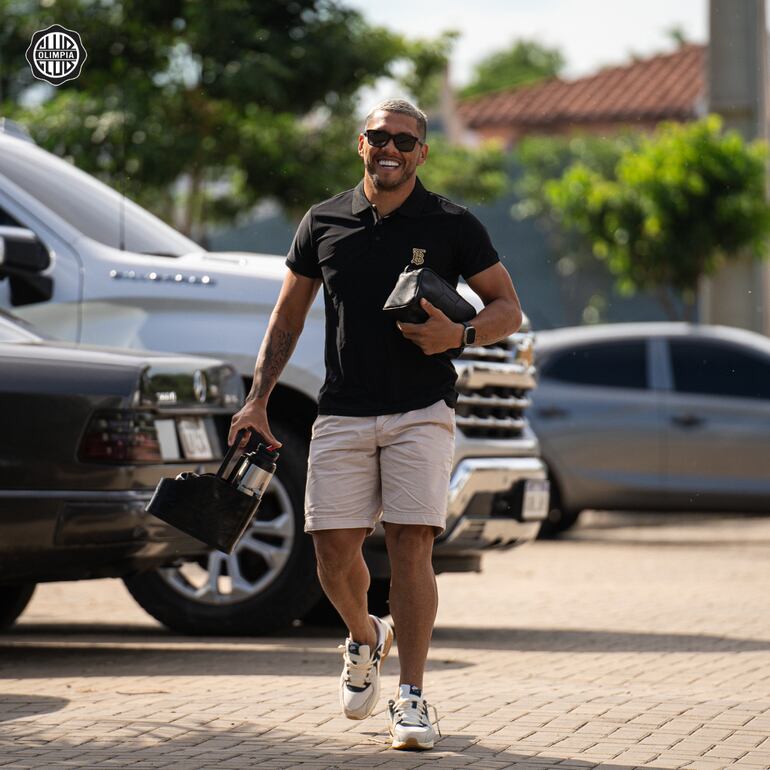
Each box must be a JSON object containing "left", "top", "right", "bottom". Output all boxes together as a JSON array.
[{"left": 365, "top": 156, "right": 415, "bottom": 190}]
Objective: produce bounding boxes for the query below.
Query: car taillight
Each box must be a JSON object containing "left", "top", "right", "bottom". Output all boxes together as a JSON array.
[{"left": 80, "top": 410, "right": 162, "bottom": 463}]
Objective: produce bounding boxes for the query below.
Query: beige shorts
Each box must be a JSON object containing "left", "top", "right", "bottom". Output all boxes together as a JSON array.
[{"left": 304, "top": 399, "right": 456, "bottom": 535}]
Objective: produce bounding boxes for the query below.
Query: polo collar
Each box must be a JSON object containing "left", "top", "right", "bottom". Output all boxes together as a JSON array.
[{"left": 351, "top": 177, "right": 428, "bottom": 218}]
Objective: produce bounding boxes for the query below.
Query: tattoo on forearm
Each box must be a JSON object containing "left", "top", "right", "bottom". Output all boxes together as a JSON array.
[{"left": 253, "top": 328, "right": 296, "bottom": 399}]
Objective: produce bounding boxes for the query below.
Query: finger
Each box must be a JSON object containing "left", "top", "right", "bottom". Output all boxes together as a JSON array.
[
  {"left": 420, "top": 298, "right": 443, "bottom": 317},
  {"left": 263, "top": 429, "right": 282, "bottom": 449},
  {"left": 229, "top": 423, "right": 249, "bottom": 448},
  {"left": 250, "top": 425, "right": 282, "bottom": 450}
]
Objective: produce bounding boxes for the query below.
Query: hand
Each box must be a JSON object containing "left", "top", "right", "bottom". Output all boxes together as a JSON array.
[
  {"left": 228, "top": 400, "right": 282, "bottom": 449},
  {"left": 397, "top": 298, "right": 463, "bottom": 355}
]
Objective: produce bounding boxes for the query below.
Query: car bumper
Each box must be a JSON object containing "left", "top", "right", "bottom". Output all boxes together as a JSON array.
[
  {"left": 364, "top": 453, "right": 549, "bottom": 576},
  {"left": 439, "top": 456, "right": 549, "bottom": 549},
  {"left": 0, "top": 489, "right": 205, "bottom": 583}
]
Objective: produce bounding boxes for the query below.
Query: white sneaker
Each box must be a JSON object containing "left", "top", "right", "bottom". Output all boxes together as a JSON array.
[
  {"left": 339, "top": 615, "right": 393, "bottom": 720},
  {"left": 387, "top": 684, "right": 438, "bottom": 750}
]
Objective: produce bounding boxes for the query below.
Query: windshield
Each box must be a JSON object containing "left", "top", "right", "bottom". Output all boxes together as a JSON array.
[{"left": 0, "top": 137, "right": 202, "bottom": 257}]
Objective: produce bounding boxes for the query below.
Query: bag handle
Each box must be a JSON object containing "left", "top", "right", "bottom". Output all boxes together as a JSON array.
[{"left": 217, "top": 428, "right": 250, "bottom": 480}]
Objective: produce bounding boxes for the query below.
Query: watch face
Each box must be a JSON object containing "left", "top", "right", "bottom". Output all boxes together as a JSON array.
[{"left": 464, "top": 325, "right": 476, "bottom": 345}]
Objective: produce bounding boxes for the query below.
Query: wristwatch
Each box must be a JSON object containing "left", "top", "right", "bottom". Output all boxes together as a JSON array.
[{"left": 461, "top": 322, "right": 476, "bottom": 347}]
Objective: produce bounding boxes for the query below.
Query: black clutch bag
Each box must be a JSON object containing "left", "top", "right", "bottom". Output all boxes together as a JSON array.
[{"left": 382, "top": 266, "right": 476, "bottom": 324}]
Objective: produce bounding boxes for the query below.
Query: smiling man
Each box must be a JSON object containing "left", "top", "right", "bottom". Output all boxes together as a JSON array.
[{"left": 229, "top": 98, "right": 522, "bottom": 750}]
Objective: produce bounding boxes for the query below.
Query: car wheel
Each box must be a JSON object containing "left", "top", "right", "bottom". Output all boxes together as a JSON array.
[
  {"left": 123, "top": 420, "right": 322, "bottom": 635},
  {"left": 302, "top": 577, "right": 391, "bottom": 626},
  {"left": 0, "top": 583, "right": 36, "bottom": 630},
  {"left": 537, "top": 476, "right": 581, "bottom": 539}
]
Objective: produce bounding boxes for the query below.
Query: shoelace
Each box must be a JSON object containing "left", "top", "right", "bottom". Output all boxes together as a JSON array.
[
  {"left": 387, "top": 697, "right": 442, "bottom": 737},
  {"left": 337, "top": 644, "right": 374, "bottom": 689}
]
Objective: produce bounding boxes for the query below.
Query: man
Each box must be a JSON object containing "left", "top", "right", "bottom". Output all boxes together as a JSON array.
[{"left": 229, "top": 98, "right": 522, "bottom": 750}]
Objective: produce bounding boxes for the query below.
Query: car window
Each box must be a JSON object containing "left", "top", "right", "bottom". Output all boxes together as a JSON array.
[
  {"left": 669, "top": 338, "right": 770, "bottom": 400},
  {"left": 0, "top": 311, "right": 41, "bottom": 342},
  {"left": 541, "top": 339, "right": 648, "bottom": 389},
  {"left": 0, "top": 205, "right": 22, "bottom": 227},
  {"left": 0, "top": 140, "right": 200, "bottom": 257}
]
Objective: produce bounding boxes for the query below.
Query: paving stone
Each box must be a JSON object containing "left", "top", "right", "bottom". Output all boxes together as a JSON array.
[{"left": 2, "top": 513, "right": 770, "bottom": 768}]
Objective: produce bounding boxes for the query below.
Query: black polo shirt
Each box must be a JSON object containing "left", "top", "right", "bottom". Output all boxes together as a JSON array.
[{"left": 286, "top": 177, "right": 499, "bottom": 416}]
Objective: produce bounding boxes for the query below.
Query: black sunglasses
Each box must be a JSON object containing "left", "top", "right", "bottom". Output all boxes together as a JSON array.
[{"left": 364, "top": 129, "right": 423, "bottom": 152}]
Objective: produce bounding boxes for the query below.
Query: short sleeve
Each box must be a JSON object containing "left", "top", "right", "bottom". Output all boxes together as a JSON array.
[
  {"left": 457, "top": 210, "right": 500, "bottom": 280},
  {"left": 285, "top": 208, "right": 321, "bottom": 279}
]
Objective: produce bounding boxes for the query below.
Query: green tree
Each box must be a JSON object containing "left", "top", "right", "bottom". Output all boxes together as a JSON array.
[
  {"left": 419, "top": 136, "right": 509, "bottom": 203},
  {"left": 539, "top": 116, "right": 770, "bottom": 319},
  {"left": 460, "top": 40, "right": 564, "bottom": 100},
  {"left": 398, "top": 30, "right": 459, "bottom": 111},
  {"left": 3, "top": 3, "right": 510, "bottom": 237},
  {"left": 4, "top": 0, "right": 406, "bottom": 232}
]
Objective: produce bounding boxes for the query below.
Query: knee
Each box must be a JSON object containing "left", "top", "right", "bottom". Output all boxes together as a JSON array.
[
  {"left": 313, "top": 530, "right": 365, "bottom": 580},
  {"left": 385, "top": 524, "right": 435, "bottom": 570}
]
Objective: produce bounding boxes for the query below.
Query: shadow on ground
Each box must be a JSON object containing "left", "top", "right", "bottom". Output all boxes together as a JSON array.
[
  {"left": 0, "top": 636, "right": 469, "bottom": 679},
  {"left": 3, "top": 619, "right": 767, "bottom": 683},
  {"left": 0, "top": 716, "right": 686, "bottom": 769},
  {"left": 0, "top": 694, "right": 68, "bottom": 723},
  {"left": 560, "top": 510, "right": 770, "bottom": 547},
  {"left": 431, "top": 625, "right": 770, "bottom": 653}
]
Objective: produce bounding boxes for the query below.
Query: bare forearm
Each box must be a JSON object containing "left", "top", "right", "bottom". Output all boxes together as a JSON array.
[
  {"left": 458, "top": 298, "right": 522, "bottom": 347},
  {"left": 247, "top": 312, "right": 302, "bottom": 402}
]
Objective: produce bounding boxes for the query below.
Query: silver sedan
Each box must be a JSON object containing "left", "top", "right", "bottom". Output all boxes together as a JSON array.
[{"left": 529, "top": 323, "right": 770, "bottom": 536}]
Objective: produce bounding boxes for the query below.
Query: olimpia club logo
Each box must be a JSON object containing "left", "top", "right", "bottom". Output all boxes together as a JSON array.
[{"left": 25, "top": 24, "right": 87, "bottom": 86}]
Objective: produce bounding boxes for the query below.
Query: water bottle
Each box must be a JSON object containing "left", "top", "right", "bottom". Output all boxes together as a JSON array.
[{"left": 231, "top": 443, "right": 279, "bottom": 502}]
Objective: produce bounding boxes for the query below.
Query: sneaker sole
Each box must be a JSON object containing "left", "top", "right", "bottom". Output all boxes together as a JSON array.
[
  {"left": 341, "top": 618, "right": 393, "bottom": 721},
  {"left": 390, "top": 736, "right": 434, "bottom": 751}
]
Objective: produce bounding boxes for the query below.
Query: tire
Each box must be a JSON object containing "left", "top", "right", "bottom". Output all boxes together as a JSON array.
[
  {"left": 0, "top": 583, "right": 36, "bottom": 630},
  {"left": 537, "top": 476, "right": 581, "bottom": 539},
  {"left": 123, "top": 420, "right": 322, "bottom": 635},
  {"left": 301, "top": 577, "right": 391, "bottom": 627}
]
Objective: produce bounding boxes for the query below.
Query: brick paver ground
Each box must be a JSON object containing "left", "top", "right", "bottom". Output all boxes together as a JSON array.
[{"left": 1, "top": 511, "right": 769, "bottom": 770}]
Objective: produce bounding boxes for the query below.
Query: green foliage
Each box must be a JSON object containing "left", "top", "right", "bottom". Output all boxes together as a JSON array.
[
  {"left": 398, "top": 31, "right": 459, "bottom": 111},
  {"left": 419, "top": 137, "right": 510, "bottom": 203},
  {"left": 2, "top": 3, "right": 510, "bottom": 235},
  {"left": 514, "top": 132, "right": 638, "bottom": 219},
  {"left": 517, "top": 117, "right": 770, "bottom": 319},
  {"left": 460, "top": 40, "right": 564, "bottom": 100},
  {"left": 2, "top": 0, "right": 405, "bottom": 233}
]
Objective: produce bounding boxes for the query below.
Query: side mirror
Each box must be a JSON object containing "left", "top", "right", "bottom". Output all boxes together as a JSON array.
[
  {"left": 0, "top": 226, "right": 50, "bottom": 272},
  {"left": 0, "top": 227, "right": 53, "bottom": 305}
]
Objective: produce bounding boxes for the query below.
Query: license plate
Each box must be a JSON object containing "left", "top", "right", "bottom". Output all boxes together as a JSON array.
[
  {"left": 521, "top": 479, "right": 550, "bottom": 521},
  {"left": 155, "top": 419, "right": 181, "bottom": 461},
  {"left": 176, "top": 417, "right": 214, "bottom": 460}
]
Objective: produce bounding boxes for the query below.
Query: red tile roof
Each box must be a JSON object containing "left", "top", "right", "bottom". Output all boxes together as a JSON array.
[{"left": 458, "top": 44, "right": 705, "bottom": 130}]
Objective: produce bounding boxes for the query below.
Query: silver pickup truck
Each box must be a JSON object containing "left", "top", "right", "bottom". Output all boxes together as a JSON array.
[{"left": 0, "top": 124, "right": 548, "bottom": 634}]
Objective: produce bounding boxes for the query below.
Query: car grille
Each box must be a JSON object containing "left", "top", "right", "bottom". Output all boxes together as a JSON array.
[{"left": 454, "top": 331, "right": 537, "bottom": 439}]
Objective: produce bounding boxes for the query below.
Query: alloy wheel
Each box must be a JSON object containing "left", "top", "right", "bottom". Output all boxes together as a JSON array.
[{"left": 156, "top": 476, "right": 296, "bottom": 605}]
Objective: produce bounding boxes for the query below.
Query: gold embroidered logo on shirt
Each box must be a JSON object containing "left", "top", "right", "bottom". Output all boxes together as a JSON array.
[{"left": 411, "top": 248, "right": 426, "bottom": 266}]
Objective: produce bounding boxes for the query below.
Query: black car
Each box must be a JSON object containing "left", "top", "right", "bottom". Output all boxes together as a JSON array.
[{"left": 0, "top": 310, "right": 244, "bottom": 629}]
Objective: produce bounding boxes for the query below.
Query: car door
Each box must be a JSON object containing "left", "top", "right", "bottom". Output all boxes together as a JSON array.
[
  {"left": 0, "top": 185, "right": 83, "bottom": 342},
  {"left": 532, "top": 337, "right": 665, "bottom": 511},
  {"left": 663, "top": 336, "right": 770, "bottom": 508}
]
